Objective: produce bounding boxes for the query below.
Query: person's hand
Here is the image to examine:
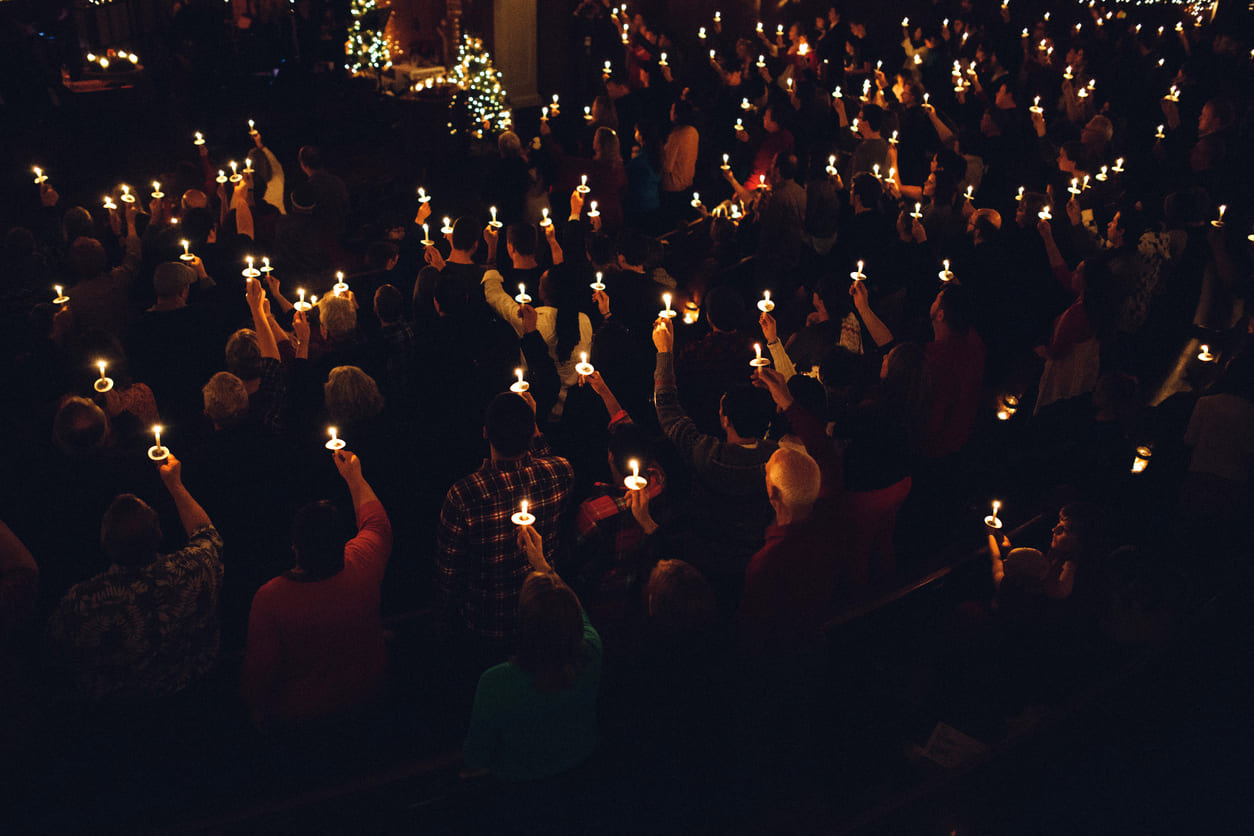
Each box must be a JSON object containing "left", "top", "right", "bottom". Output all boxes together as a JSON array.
[
  {"left": 752, "top": 366, "right": 793, "bottom": 410},
  {"left": 292, "top": 309, "right": 310, "bottom": 347},
  {"left": 652, "top": 317, "right": 673, "bottom": 353},
  {"left": 1030, "top": 108, "right": 1046, "bottom": 136},
  {"left": 570, "top": 189, "right": 585, "bottom": 219},
  {"left": 849, "top": 278, "right": 870, "bottom": 310},
  {"left": 660, "top": 63, "right": 673, "bottom": 84},
  {"left": 40, "top": 183, "right": 59, "bottom": 207},
  {"left": 246, "top": 273, "right": 264, "bottom": 308},
  {"left": 1160, "top": 97, "right": 1180, "bottom": 130},
  {"left": 515, "top": 388, "right": 538, "bottom": 426},
  {"left": 51, "top": 303, "right": 73, "bottom": 343},
  {"left": 424, "top": 243, "right": 446, "bottom": 270},
  {"left": 1037, "top": 217, "right": 1054, "bottom": 240},
  {"left": 759, "top": 311, "right": 778, "bottom": 343},
  {"left": 414, "top": 202, "right": 432, "bottom": 226},
  {"left": 188, "top": 255, "right": 208, "bottom": 280},
  {"left": 589, "top": 212, "right": 602, "bottom": 233},
  {"left": 483, "top": 224, "right": 498, "bottom": 249},
  {"left": 721, "top": 166, "right": 736, "bottom": 183},
  {"left": 912, "top": 216, "right": 927, "bottom": 242},
  {"left": 1066, "top": 198, "right": 1082, "bottom": 226},
  {"left": 262, "top": 272, "right": 281, "bottom": 298},
  {"left": 252, "top": 131, "right": 264, "bottom": 149},
  {"left": 158, "top": 454, "right": 183, "bottom": 488},
  {"left": 518, "top": 303, "right": 539, "bottom": 334},
  {"left": 874, "top": 68, "right": 887, "bottom": 90},
  {"left": 627, "top": 483, "right": 659, "bottom": 534},
  {"left": 831, "top": 96, "right": 847, "bottom": 121},
  {"left": 216, "top": 178, "right": 229, "bottom": 206},
  {"left": 544, "top": 221, "right": 558, "bottom": 244},
  {"left": 539, "top": 117, "right": 552, "bottom": 136},
  {"left": 516, "top": 524, "right": 550, "bottom": 572},
  {"left": 333, "top": 449, "right": 363, "bottom": 482},
  {"left": 592, "top": 288, "right": 610, "bottom": 318},
  {"left": 960, "top": 198, "right": 975, "bottom": 220},
  {"left": 124, "top": 200, "right": 140, "bottom": 227}
]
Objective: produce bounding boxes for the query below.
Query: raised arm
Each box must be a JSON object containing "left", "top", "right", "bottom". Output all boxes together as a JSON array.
[
  {"left": 158, "top": 455, "right": 213, "bottom": 536},
  {"left": 652, "top": 319, "right": 720, "bottom": 468},
  {"left": 759, "top": 312, "right": 797, "bottom": 380},
  {"left": 246, "top": 275, "right": 280, "bottom": 360},
  {"left": 849, "top": 279, "right": 894, "bottom": 347}
]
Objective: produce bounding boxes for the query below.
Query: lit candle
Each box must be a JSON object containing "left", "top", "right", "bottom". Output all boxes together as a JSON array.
[
  {"left": 699, "top": 27, "right": 706, "bottom": 40},
  {"left": 985, "top": 500, "right": 1002, "bottom": 529},
  {"left": 1211, "top": 205, "right": 1226, "bottom": 228},
  {"left": 194, "top": 131, "right": 205, "bottom": 146},
  {"left": 750, "top": 342, "right": 770, "bottom": 368},
  {"left": 151, "top": 180, "right": 163, "bottom": 199},
  {"left": 758, "top": 174, "right": 767, "bottom": 188},
  {"left": 512, "top": 499, "right": 535, "bottom": 526},
  {"left": 584, "top": 105, "right": 592, "bottom": 121},
  {"left": 1096, "top": 165, "right": 1109, "bottom": 182},
  {"left": 659, "top": 52, "right": 668, "bottom": 67},
  {"left": 94, "top": 359, "right": 113, "bottom": 393},
  {"left": 587, "top": 201, "right": 599, "bottom": 218},
  {"left": 591, "top": 271, "right": 606, "bottom": 291},
  {"left": 441, "top": 216, "right": 453, "bottom": 234},
  {"left": 1112, "top": 158, "right": 1125, "bottom": 173},
  {"left": 826, "top": 155, "right": 837, "bottom": 176},
  {"left": 1197, "top": 344, "right": 1215, "bottom": 362},
  {"left": 710, "top": 49, "right": 717, "bottom": 61},
  {"left": 541, "top": 106, "right": 549, "bottom": 121},
  {"left": 923, "top": 92, "right": 930, "bottom": 105},
  {"left": 53, "top": 284, "right": 68, "bottom": 304},
  {"left": 417, "top": 187, "right": 430, "bottom": 203},
  {"left": 148, "top": 425, "right": 168, "bottom": 461},
  {"left": 511, "top": 368, "right": 529, "bottom": 393},
  {"left": 120, "top": 184, "right": 134, "bottom": 203},
  {"left": 758, "top": 290, "right": 774, "bottom": 312},
  {"left": 578, "top": 174, "right": 590, "bottom": 194},
  {"left": 261, "top": 256, "right": 272, "bottom": 273},
  {"left": 180, "top": 240, "right": 194, "bottom": 262},
  {"left": 721, "top": 153, "right": 730, "bottom": 170},
  {"left": 833, "top": 86, "right": 842, "bottom": 100},
  {"left": 489, "top": 206, "right": 501, "bottom": 228},
  {"left": 229, "top": 161, "right": 241, "bottom": 183},
  {"left": 576, "top": 351, "right": 595, "bottom": 376},
  {"left": 324, "top": 426, "right": 346, "bottom": 450},
  {"left": 244, "top": 158, "right": 253, "bottom": 173},
  {"left": 939, "top": 259, "right": 954, "bottom": 282},
  {"left": 33, "top": 166, "right": 47, "bottom": 184},
  {"left": 1068, "top": 178, "right": 1081, "bottom": 195},
  {"left": 659, "top": 292, "right": 676, "bottom": 319},
  {"left": 333, "top": 272, "right": 349, "bottom": 295},
  {"left": 216, "top": 170, "right": 227, "bottom": 184},
  {"left": 851, "top": 260, "right": 866, "bottom": 281},
  {"left": 515, "top": 283, "right": 532, "bottom": 304},
  {"left": 690, "top": 191, "right": 702, "bottom": 208},
  {"left": 889, "top": 130, "right": 899, "bottom": 145},
  {"left": 248, "top": 119, "right": 258, "bottom": 135},
  {"left": 911, "top": 202, "right": 923, "bottom": 219},
  {"left": 421, "top": 223, "right": 432, "bottom": 244},
  {"left": 1131, "top": 446, "right": 1152, "bottom": 474},
  {"left": 1030, "top": 95, "right": 1042, "bottom": 114},
  {"left": 624, "top": 459, "right": 648, "bottom": 491},
  {"left": 294, "top": 288, "right": 311, "bottom": 312},
  {"left": 242, "top": 256, "right": 259, "bottom": 279}
]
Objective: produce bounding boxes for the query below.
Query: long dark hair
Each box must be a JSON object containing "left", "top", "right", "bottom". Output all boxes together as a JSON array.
[
  {"left": 514, "top": 573, "right": 585, "bottom": 691},
  {"left": 545, "top": 262, "right": 585, "bottom": 363}
]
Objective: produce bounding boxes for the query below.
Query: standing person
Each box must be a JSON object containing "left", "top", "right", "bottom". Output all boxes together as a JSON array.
[
  {"left": 48, "top": 455, "right": 224, "bottom": 702},
  {"left": 659, "top": 100, "right": 699, "bottom": 222},
  {"left": 240, "top": 449, "right": 392, "bottom": 730}
]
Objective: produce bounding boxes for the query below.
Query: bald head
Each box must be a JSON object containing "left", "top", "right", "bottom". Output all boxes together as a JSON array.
[
  {"left": 181, "top": 189, "right": 209, "bottom": 212},
  {"left": 765, "top": 447, "right": 822, "bottom": 513}
]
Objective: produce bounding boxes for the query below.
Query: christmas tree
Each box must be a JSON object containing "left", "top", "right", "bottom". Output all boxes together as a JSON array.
[
  {"left": 345, "top": 0, "right": 392, "bottom": 75},
  {"left": 449, "top": 36, "right": 511, "bottom": 137}
]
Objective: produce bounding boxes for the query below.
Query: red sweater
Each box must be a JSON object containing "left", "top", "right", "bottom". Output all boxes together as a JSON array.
[{"left": 241, "top": 500, "right": 392, "bottom": 724}]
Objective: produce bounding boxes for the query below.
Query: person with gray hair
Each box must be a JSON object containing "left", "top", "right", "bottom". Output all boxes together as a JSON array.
[{"left": 324, "top": 365, "right": 384, "bottom": 426}]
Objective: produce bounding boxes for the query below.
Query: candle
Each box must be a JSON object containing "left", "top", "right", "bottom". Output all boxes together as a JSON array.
[
  {"left": 750, "top": 342, "right": 770, "bottom": 368},
  {"left": 248, "top": 119, "right": 258, "bottom": 135},
  {"left": 1030, "top": 96, "right": 1042, "bottom": 114},
  {"left": 489, "top": 206, "right": 501, "bottom": 228},
  {"left": 624, "top": 459, "right": 648, "bottom": 491},
  {"left": 148, "top": 425, "right": 169, "bottom": 461},
  {"left": 94, "top": 359, "right": 114, "bottom": 393},
  {"left": 698, "top": 27, "right": 706, "bottom": 40},
  {"left": 939, "top": 259, "right": 954, "bottom": 282},
  {"left": 758, "top": 290, "right": 774, "bottom": 313},
  {"left": 659, "top": 292, "right": 676, "bottom": 319},
  {"left": 777, "top": 24, "right": 784, "bottom": 36},
  {"left": 53, "top": 285, "right": 69, "bottom": 304},
  {"left": 229, "top": 161, "right": 241, "bottom": 183},
  {"left": 826, "top": 155, "right": 837, "bottom": 176},
  {"left": 243, "top": 255, "right": 260, "bottom": 279},
  {"left": 1131, "top": 446, "right": 1152, "bottom": 474},
  {"left": 690, "top": 191, "right": 702, "bottom": 208},
  {"left": 179, "top": 240, "right": 194, "bottom": 262},
  {"left": 833, "top": 86, "right": 842, "bottom": 100},
  {"left": 1112, "top": 158, "right": 1125, "bottom": 173},
  {"left": 1068, "top": 178, "right": 1081, "bottom": 195},
  {"left": 1198, "top": 344, "right": 1215, "bottom": 362},
  {"left": 587, "top": 201, "right": 599, "bottom": 218},
  {"left": 889, "top": 130, "right": 899, "bottom": 145},
  {"left": 324, "top": 426, "right": 347, "bottom": 451},
  {"left": 417, "top": 187, "right": 430, "bottom": 204},
  {"left": 216, "top": 169, "right": 227, "bottom": 184},
  {"left": 441, "top": 216, "right": 454, "bottom": 234},
  {"left": 603, "top": 60, "right": 612, "bottom": 74},
  {"left": 540, "top": 208, "right": 552, "bottom": 227},
  {"left": 120, "top": 184, "right": 134, "bottom": 204},
  {"left": 515, "top": 283, "right": 532, "bottom": 304},
  {"left": 721, "top": 153, "right": 730, "bottom": 170},
  {"left": 758, "top": 174, "right": 767, "bottom": 189},
  {"left": 261, "top": 256, "right": 272, "bottom": 273},
  {"left": 244, "top": 158, "right": 253, "bottom": 173},
  {"left": 1096, "top": 165, "right": 1109, "bottom": 182},
  {"left": 710, "top": 49, "right": 717, "bottom": 61},
  {"left": 1039, "top": 206, "right": 1053, "bottom": 221},
  {"left": 33, "top": 166, "right": 48, "bottom": 184},
  {"left": 757, "top": 54, "right": 766, "bottom": 69},
  {"left": 659, "top": 52, "right": 668, "bottom": 67},
  {"left": 1064, "top": 65, "right": 1073, "bottom": 80},
  {"left": 1211, "top": 205, "right": 1226, "bottom": 228},
  {"left": 575, "top": 352, "right": 595, "bottom": 376},
  {"left": 591, "top": 271, "right": 606, "bottom": 291},
  {"left": 151, "top": 181, "right": 163, "bottom": 199},
  {"left": 923, "top": 93, "right": 930, "bottom": 106},
  {"left": 194, "top": 131, "right": 205, "bottom": 146},
  {"left": 584, "top": 105, "right": 592, "bottom": 121},
  {"left": 985, "top": 500, "right": 1002, "bottom": 529},
  {"left": 511, "top": 368, "right": 529, "bottom": 393},
  {"left": 333, "top": 272, "right": 349, "bottom": 295},
  {"left": 851, "top": 260, "right": 866, "bottom": 281},
  {"left": 872, "top": 163, "right": 880, "bottom": 179},
  {"left": 578, "top": 174, "right": 590, "bottom": 194},
  {"left": 541, "top": 106, "right": 549, "bottom": 121},
  {"left": 294, "top": 288, "right": 311, "bottom": 312},
  {"left": 512, "top": 499, "right": 535, "bottom": 526}
]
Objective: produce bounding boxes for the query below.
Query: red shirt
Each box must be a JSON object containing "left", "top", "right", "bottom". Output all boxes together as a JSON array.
[
  {"left": 923, "top": 330, "right": 986, "bottom": 458},
  {"left": 241, "top": 500, "right": 392, "bottom": 724}
]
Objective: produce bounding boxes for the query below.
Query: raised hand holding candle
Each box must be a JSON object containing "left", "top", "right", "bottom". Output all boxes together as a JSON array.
[
  {"left": 511, "top": 368, "right": 529, "bottom": 393},
  {"left": 421, "top": 223, "right": 432, "bottom": 246},
  {"left": 758, "top": 290, "right": 774, "bottom": 312},
  {"left": 148, "top": 425, "right": 169, "bottom": 462},
  {"left": 489, "top": 206, "right": 502, "bottom": 228},
  {"left": 120, "top": 184, "right": 135, "bottom": 204},
  {"left": 587, "top": 201, "right": 600, "bottom": 219},
  {"left": 750, "top": 342, "right": 770, "bottom": 368},
  {"left": 248, "top": 119, "right": 258, "bottom": 136},
  {"left": 540, "top": 208, "right": 552, "bottom": 227},
  {"left": 94, "top": 359, "right": 114, "bottom": 393},
  {"left": 575, "top": 352, "right": 595, "bottom": 376},
  {"left": 624, "top": 459, "right": 648, "bottom": 491},
  {"left": 577, "top": 174, "right": 590, "bottom": 194},
  {"left": 939, "top": 259, "right": 954, "bottom": 282},
  {"left": 721, "top": 153, "right": 730, "bottom": 170},
  {"left": 659, "top": 292, "right": 676, "bottom": 319},
  {"left": 33, "top": 166, "right": 48, "bottom": 185},
  {"left": 515, "top": 283, "right": 532, "bottom": 304},
  {"left": 911, "top": 202, "right": 923, "bottom": 219},
  {"left": 984, "top": 500, "right": 1002, "bottom": 529},
  {"left": 53, "top": 285, "right": 69, "bottom": 304},
  {"left": 851, "top": 260, "right": 867, "bottom": 281},
  {"left": 512, "top": 500, "right": 535, "bottom": 527}
]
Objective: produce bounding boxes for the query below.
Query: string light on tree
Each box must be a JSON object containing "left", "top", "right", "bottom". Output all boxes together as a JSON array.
[{"left": 345, "top": 0, "right": 392, "bottom": 75}]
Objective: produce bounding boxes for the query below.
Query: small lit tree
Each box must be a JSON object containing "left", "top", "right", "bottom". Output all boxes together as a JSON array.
[
  {"left": 346, "top": 0, "right": 392, "bottom": 75},
  {"left": 450, "top": 35, "right": 510, "bottom": 137}
]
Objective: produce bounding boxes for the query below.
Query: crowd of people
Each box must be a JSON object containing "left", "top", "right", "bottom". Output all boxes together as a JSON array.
[{"left": 2, "top": 0, "right": 1253, "bottom": 828}]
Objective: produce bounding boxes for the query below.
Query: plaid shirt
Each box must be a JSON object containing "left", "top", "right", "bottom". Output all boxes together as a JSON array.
[
  {"left": 48, "top": 526, "right": 224, "bottom": 701},
  {"left": 437, "top": 435, "right": 574, "bottom": 643}
]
